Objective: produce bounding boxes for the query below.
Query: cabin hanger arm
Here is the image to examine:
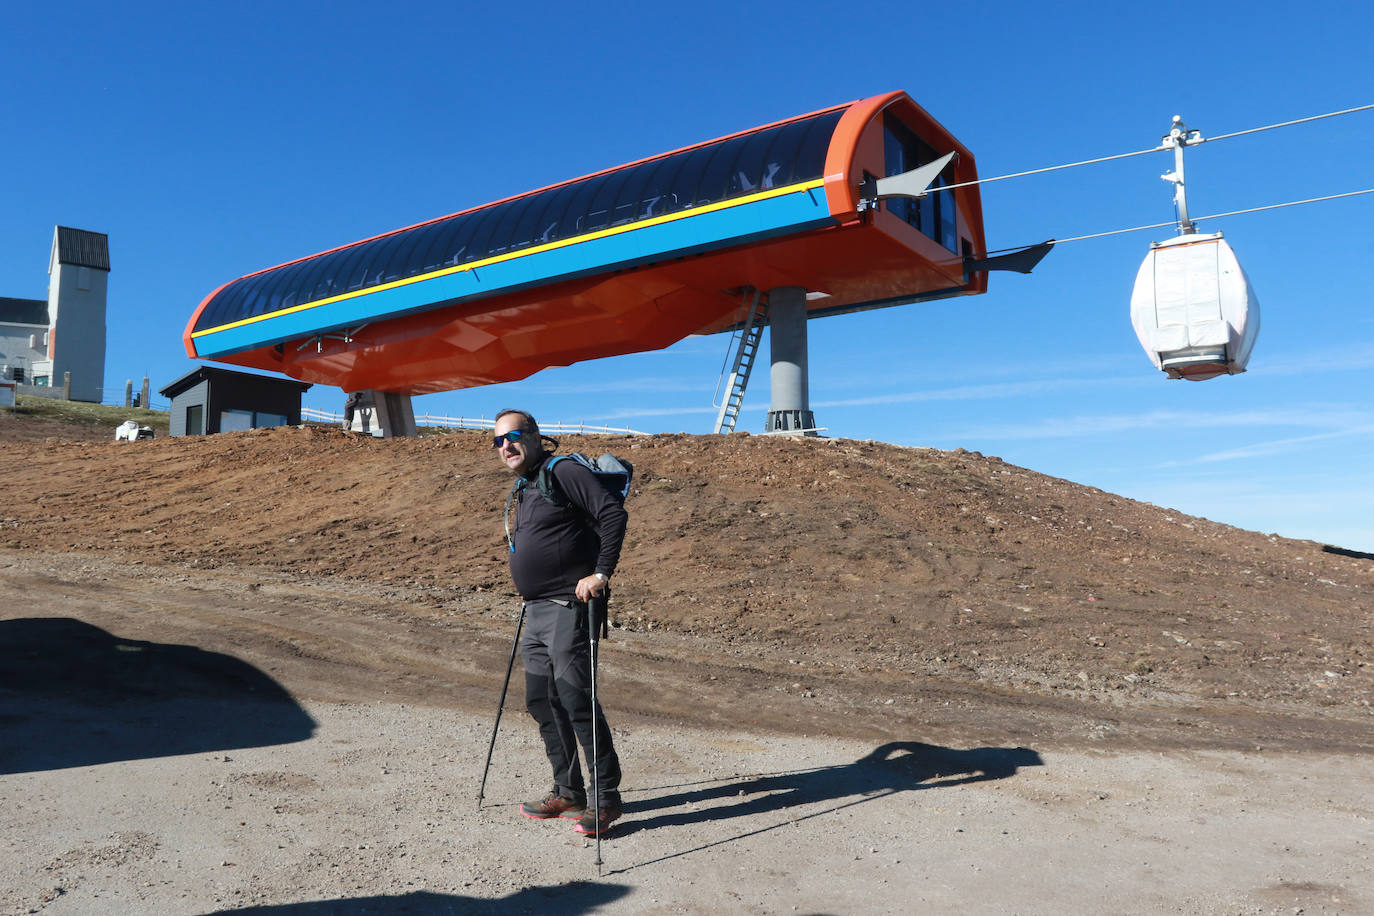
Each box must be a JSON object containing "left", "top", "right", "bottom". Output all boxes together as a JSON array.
[
  {"left": 964, "top": 240, "right": 1055, "bottom": 275},
  {"left": 859, "top": 151, "right": 959, "bottom": 206}
]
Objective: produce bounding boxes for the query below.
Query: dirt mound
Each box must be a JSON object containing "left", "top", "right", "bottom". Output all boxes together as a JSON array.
[{"left": 2, "top": 419, "right": 1370, "bottom": 738}]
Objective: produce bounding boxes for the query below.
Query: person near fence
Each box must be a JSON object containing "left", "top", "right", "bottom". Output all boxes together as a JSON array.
[
  {"left": 342, "top": 390, "right": 373, "bottom": 432},
  {"left": 493, "top": 407, "right": 626, "bottom": 837}
]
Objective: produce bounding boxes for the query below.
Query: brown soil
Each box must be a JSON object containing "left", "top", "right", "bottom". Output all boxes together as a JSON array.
[{"left": 2, "top": 412, "right": 1371, "bottom": 754}]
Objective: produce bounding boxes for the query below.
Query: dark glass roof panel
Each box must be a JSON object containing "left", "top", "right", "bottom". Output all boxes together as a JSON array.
[
  {"left": 634, "top": 148, "right": 690, "bottom": 219},
  {"left": 690, "top": 133, "right": 755, "bottom": 208},
  {"left": 524, "top": 180, "right": 585, "bottom": 247},
  {"left": 482, "top": 192, "right": 540, "bottom": 258},
  {"left": 196, "top": 107, "right": 844, "bottom": 334},
  {"left": 580, "top": 167, "right": 636, "bottom": 235},
  {"left": 381, "top": 226, "right": 432, "bottom": 284},
  {"left": 503, "top": 187, "right": 559, "bottom": 254},
  {"left": 541, "top": 174, "right": 605, "bottom": 245},
  {"left": 458, "top": 198, "right": 510, "bottom": 265},
  {"left": 414, "top": 218, "right": 467, "bottom": 274},
  {"left": 289, "top": 249, "right": 343, "bottom": 310},
  {"left": 259, "top": 259, "right": 311, "bottom": 314}
]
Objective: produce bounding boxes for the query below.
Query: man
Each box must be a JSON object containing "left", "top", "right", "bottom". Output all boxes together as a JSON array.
[
  {"left": 493, "top": 408, "right": 626, "bottom": 836},
  {"left": 342, "top": 390, "right": 372, "bottom": 433}
]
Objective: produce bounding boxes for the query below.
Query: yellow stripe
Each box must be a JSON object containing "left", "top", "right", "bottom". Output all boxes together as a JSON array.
[{"left": 192, "top": 179, "right": 827, "bottom": 339}]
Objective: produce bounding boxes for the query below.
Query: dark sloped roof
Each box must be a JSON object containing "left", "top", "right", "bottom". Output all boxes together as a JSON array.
[
  {"left": 0, "top": 297, "right": 49, "bottom": 326},
  {"left": 159, "top": 364, "right": 313, "bottom": 398},
  {"left": 54, "top": 226, "right": 110, "bottom": 271}
]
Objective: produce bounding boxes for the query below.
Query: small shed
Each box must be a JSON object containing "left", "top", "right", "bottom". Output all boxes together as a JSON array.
[{"left": 159, "top": 366, "right": 312, "bottom": 436}]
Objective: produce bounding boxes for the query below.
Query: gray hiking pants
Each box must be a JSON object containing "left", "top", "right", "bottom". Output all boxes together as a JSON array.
[{"left": 520, "top": 599, "right": 621, "bottom": 806}]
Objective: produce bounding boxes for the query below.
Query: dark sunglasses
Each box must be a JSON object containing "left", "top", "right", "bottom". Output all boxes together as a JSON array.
[{"left": 492, "top": 429, "right": 527, "bottom": 448}]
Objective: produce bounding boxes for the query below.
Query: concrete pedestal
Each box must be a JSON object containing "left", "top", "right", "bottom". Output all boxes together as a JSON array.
[
  {"left": 348, "top": 390, "right": 417, "bottom": 437},
  {"left": 765, "top": 286, "right": 817, "bottom": 434}
]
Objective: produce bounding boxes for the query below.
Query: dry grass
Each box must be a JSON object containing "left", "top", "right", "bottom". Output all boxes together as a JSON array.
[{"left": 12, "top": 395, "right": 170, "bottom": 435}]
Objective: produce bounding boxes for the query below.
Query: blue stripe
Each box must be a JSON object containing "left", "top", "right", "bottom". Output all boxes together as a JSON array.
[{"left": 195, "top": 187, "right": 835, "bottom": 358}]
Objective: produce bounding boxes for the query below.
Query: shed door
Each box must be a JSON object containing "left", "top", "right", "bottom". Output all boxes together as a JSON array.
[{"left": 186, "top": 404, "right": 204, "bottom": 436}]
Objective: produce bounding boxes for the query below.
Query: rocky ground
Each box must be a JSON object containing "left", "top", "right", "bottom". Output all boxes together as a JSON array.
[{"left": 1, "top": 414, "right": 1370, "bottom": 913}]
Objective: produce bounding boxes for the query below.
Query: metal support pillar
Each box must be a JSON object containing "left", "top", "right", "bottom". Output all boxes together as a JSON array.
[
  {"left": 764, "top": 286, "right": 816, "bottom": 435},
  {"left": 373, "top": 391, "right": 417, "bottom": 438}
]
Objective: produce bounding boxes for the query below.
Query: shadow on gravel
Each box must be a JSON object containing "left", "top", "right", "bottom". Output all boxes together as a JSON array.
[
  {"left": 0, "top": 617, "right": 316, "bottom": 775},
  {"left": 211, "top": 884, "right": 631, "bottom": 914},
  {"left": 613, "top": 741, "right": 1042, "bottom": 870}
]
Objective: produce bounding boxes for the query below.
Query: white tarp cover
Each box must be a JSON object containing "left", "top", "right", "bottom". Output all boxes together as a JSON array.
[
  {"left": 1130, "top": 232, "right": 1259, "bottom": 381},
  {"left": 115, "top": 420, "right": 153, "bottom": 441}
]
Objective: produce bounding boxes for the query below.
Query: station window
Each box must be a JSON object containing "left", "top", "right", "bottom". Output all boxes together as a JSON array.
[
  {"left": 218, "top": 408, "right": 287, "bottom": 432},
  {"left": 883, "top": 114, "right": 958, "bottom": 252},
  {"left": 220, "top": 409, "right": 254, "bottom": 432}
]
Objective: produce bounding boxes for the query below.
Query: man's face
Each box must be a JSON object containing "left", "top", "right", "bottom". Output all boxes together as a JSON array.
[{"left": 494, "top": 414, "right": 538, "bottom": 476}]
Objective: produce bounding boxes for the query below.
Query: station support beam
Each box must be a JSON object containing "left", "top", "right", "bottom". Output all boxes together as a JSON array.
[
  {"left": 374, "top": 392, "right": 417, "bottom": 438},
  {"left": 765, "top": 286, "right": 817, "bottom": 435}
]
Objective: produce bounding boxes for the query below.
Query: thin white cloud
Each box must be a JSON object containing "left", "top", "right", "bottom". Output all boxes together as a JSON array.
[
  {"left": 1253, "top": 341, "right": 1374, "bottom": 377},
  {"left": 523, "top": 376, "right": 707, "bottom": 395},
  {"left": 1186, "top": 425, "right": 1374, "bottom": 463},
  {"left": 590, "top": 375, "right": 1141, "bottom": 421},
  {"left": 813, "top": 376, "right": 1132, "bottom": 409},
  {"left": 600, "top": 403, "right": 734, "bottom": 420},
  {"left": 819, "top": 353, "right": 1138, "bottom": 391},
  {"left": 941, "top": 406, "right": 1374, "bottom": 442}
]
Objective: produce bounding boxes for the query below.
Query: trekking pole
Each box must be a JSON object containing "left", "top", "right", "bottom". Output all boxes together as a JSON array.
[
  {"left": 587, "top": 591, "right": 607, "bottom": 875},
  {"left": 477, "top": 601, "right": 527, "bottom": 811}
]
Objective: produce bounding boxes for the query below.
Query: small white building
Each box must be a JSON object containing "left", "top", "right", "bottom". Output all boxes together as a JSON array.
[
  {"left": 0, "top": 296, "right": 49, "bottom": 386},
  {"left": 0, "top": 226, "right": 109, "bottom": 402}
]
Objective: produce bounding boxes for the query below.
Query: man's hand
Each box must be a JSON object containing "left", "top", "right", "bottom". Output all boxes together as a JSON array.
[{"left": 575, "top": 574, "right": 608, "bottom": 602}]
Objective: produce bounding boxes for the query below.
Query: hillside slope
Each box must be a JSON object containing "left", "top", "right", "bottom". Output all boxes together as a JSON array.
[{"left": 2, "top": 416, "right": 1370, "bottom": 739}]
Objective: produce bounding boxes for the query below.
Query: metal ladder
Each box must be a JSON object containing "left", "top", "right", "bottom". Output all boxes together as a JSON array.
[{"left": 713, "top": 290, "right": 770, "bottom": 434}]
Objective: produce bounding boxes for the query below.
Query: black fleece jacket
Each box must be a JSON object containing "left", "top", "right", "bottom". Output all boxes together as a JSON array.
[{"left": 507, "top": 455, "right": 628, "bottom": 602}]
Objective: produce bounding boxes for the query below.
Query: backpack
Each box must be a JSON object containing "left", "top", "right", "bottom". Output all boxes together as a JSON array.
[
  {"left": 535, "top": 453, "right": 634, "bottom": 507},
  {"left": 504, "top": 452, "right": 633, "bottom": 553}
]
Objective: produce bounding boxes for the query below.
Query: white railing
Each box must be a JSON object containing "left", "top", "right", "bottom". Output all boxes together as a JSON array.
[{"left": 299, "top": 406, "right": 647, "bottom": 436}]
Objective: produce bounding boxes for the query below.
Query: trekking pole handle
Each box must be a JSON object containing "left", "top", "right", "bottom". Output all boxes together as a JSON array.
[{"left": 588, "top": 589, "right": 609, "bottom": 641}]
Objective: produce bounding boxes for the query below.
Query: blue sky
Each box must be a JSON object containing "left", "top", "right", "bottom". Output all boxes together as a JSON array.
[{"left": 2, "top": 1, "right": 1371, "bottom": 551}]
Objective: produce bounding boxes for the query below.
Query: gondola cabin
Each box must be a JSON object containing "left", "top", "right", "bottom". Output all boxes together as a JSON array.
[
  {"left": 185, "top": 91, "right": 989, "bottom": 395},
  {"left": 1129, "top": 232, "right": 1259, "bottom": 381}
]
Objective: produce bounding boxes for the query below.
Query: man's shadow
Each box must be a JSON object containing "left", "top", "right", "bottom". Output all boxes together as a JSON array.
[
  {"left": 613, "top": 742, "right": 1041, "bottom": 863},
  {"left": 213, "top": 883, "right": 630, "bottom": 915}
]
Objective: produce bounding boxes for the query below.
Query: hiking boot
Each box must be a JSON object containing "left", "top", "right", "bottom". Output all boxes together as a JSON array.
[
  {"left": 572, "top": 802, "right": 622, "bottom": 836},
  {"left": 520, "top": 792, "right": 585, "bottom": 820}
]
